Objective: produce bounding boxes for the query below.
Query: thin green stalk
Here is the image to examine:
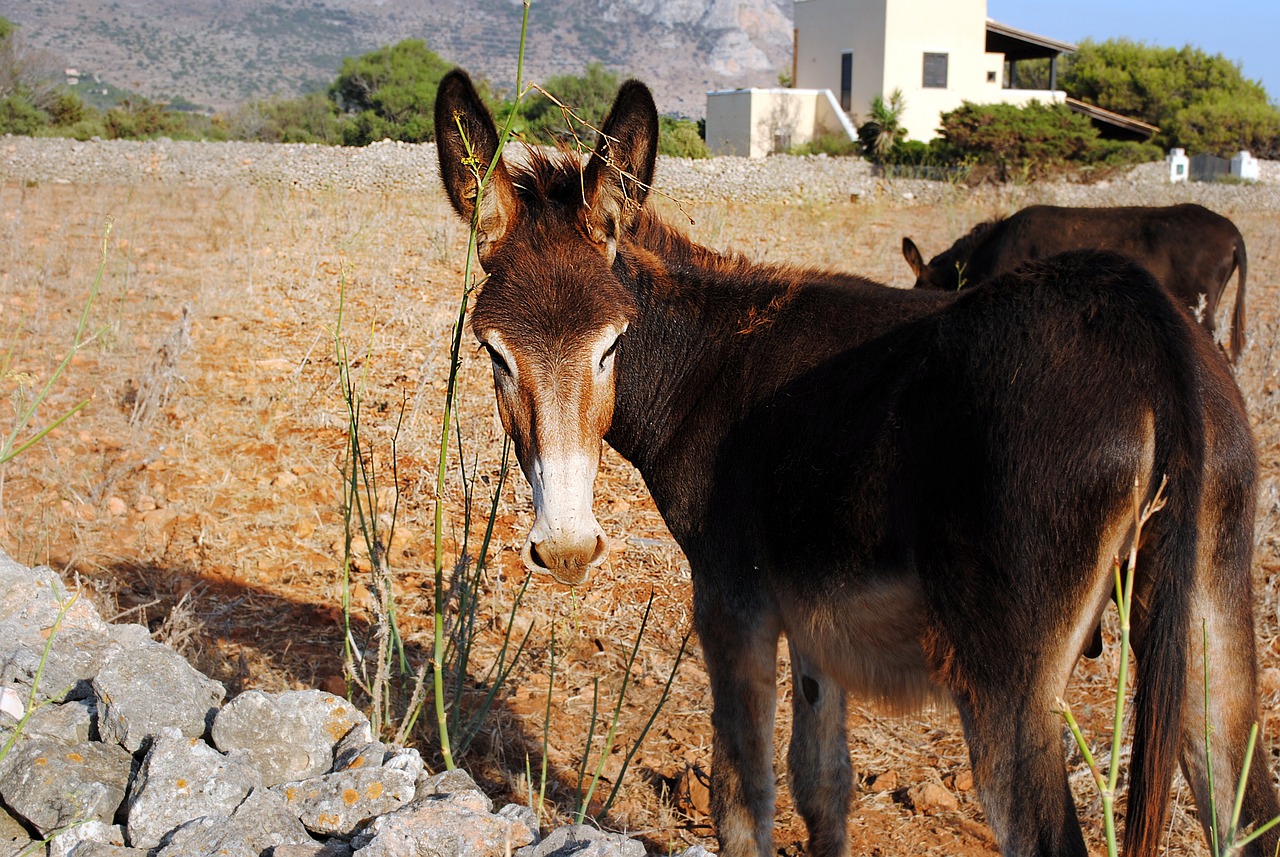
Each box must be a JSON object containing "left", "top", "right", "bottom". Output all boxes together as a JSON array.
[
  {"left": 1054, "top": 478, "right": 1166, "bottom": 857},
  {"left": 433, "top": 0, "right": 532, "bottom": 771},
  {"left": 1228, "top": 723, "right": 1258, "bottom": 846},
  {"left": 1, "top": 589, "right": 79, "bottom": 764},
  {"left": 538, "top": 622, "right": 557, "bottom": 825},
  {"left": 576, "top": 677, "right": 601, "bottom": 803},
  {"left": 1, "top": 218, "right": 110, "bottom": 466},
  {"left": 577, "top": 594, "right": 655, "bottom": 824},
  {"left": 596, "top": 626, "right": 692, "bottom": 820},
  {"left": 456, "top": 568, "right": 534, "bottom": 748},
  {"left": 1206, "top": 619, "right": 1221, "bottom": 856}
]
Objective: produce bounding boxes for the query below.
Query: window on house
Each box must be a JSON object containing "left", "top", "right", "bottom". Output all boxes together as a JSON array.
[
  {"left": 923, "top": 52, "right": 948, "bottom": 88},
  {"left": 987, "top": 70, "right": 997, "bottom": 83},
  {"left": 840, "top": 51, "right": 853, "bottom": 111}
]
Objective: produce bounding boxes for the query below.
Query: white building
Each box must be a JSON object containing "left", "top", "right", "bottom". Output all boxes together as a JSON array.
[{"left": 705, "top": 0, "right": 1079, "bottom": 157}]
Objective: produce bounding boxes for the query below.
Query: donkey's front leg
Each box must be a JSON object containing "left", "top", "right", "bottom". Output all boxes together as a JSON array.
[
  {"left": 698, "top": 596, "right": 782, "bottom": 857},
  {"left": 788, "top": 639, "right": 852, "bottom": 857}
]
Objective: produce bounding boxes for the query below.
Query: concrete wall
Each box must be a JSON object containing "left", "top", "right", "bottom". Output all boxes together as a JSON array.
[{"left": 705, "top": 88, "right": 856, "bottom": 158}]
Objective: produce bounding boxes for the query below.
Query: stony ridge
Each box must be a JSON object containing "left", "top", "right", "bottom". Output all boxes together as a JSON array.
[
  {"left": 3, "top": 136, "right": 1280, "bottom": 211},
  {"left": 0, "top": 551, "right": 710, "bottom": 857}
]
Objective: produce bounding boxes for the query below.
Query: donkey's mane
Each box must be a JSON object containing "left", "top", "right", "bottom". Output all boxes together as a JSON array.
[
  {"left": 502, "top": 145, "right": 879, "bottom": 335},
  {"left": 933, "top": 218, "right": 1000, "bottom": 267},
  {"left": 505, "top": 145, "right": 598, "bottom": 212}
]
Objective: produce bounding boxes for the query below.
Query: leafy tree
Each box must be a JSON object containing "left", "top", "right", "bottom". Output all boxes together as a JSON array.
[
  {"left": 521, "top": 62, "right": 622, "bottom": 144},
  {"left": 0, "top": 95, "right": 45, "bottom": 135},
  {"left": 1061, "top": 38, "right": 1280, "bottom": 155},
  {"left": 0, "top": 17, "right": 61, "bottom": 118},
  {"left": 330, "top": 39, "right": 452, "bottom": 145}
]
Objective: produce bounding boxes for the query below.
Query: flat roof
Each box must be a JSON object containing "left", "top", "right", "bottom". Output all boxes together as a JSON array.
[{"left": 986, "top": 19, "right": 1077, "bottom": 60}]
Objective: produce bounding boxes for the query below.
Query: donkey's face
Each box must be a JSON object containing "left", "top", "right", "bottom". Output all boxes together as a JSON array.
[{"left": 435, "top": 69, "right": 658, "bottom": 586}]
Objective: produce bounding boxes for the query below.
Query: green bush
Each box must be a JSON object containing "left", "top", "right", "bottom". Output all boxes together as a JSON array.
[
  {"left": 0, "top": 96, "right": 48, "bottom": 136},
  {"left": 102, "top": 97, "right": 216, "bottom": 140},
  {"left": 225, "top": 92, "right": 343, "bottom": 144},
  {"left": 657, "top": 115, "right": 707, "bottom": 158},
  {"left": 1091, "top": 138, "right": 1164, "bottom": 166},
  {"left": 943, "top": 101, "right": 1094, "bottom": 166},
  {"left": 791, "top": 132, "right": 860, "bottom": 157},
  {"left": 330, "top": 39, "right": 452, "bottom": 145}
]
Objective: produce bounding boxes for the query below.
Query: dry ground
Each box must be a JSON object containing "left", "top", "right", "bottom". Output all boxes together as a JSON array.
[{"left": 1, "top": 176, "right": 1278, "bottom": 856}]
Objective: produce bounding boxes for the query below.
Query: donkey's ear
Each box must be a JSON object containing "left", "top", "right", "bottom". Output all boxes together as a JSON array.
[
  {"left": 435, "top": 69, "right": 519, "bottom": 262},
  {"left": 902, "top": 237, "right": 925, "bottom": 279},
  {"left": 580, "top": 80, "right": 659, "bottom": 264}
]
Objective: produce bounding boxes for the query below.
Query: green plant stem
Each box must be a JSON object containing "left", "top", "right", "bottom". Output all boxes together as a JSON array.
[
  {"left": 432, "top": 0, "right": 531, "bottom": 772},
  {"left": 2, "top": 588, "right": 79, "bottom": 764},
  {"left": 538, "top": 622, "right": 556, "bottom": 824},
  {"left": 1206, "top": 620, "right": 1220, "bottom": 856},
  {"left": 597, "top": 626, "right": 691, "bottom": 820},
  {"left": 1, "top": 218, "right": 110, "bottom": 466},
  {"left": 577, "top": 594, "right": 654, "bottom": 823}
]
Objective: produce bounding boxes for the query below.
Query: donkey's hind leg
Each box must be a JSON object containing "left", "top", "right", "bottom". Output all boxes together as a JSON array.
[
  {"left": 946, "top": 671, "right": 1088, "bottom": 857},
  {"left": 787, "top": 639, "right": 852, "bottom": 857},
  {"left": 1168, "top": 577, "right": 1280, "bottom": 856}
]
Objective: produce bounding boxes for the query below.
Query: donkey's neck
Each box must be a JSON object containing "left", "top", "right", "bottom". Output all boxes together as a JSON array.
[
  {"left": 601, "top": 211, "right": 953, "bottom": 532},
  {"left": 602, "top": 239, "right": 733, "bottom": 477}
]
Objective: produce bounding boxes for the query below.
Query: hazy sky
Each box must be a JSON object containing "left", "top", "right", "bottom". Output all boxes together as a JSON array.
[{"left": 986, "top": 0, "right": 1279, "bottom": 103}]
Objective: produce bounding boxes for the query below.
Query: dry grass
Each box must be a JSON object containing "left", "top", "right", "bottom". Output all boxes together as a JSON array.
[{"left": 1, "top": 176, "right": 1277, "bottom": 856}]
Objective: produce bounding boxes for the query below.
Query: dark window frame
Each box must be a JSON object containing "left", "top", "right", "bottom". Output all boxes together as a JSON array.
[
  {"left": 840, "top": 50, "right": 853, "bottom": 111},
  {"left": 923, "top": 52, "right": 948, "bottom": 89}
]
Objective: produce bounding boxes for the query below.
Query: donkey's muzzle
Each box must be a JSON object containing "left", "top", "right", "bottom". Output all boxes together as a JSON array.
[{"left": 521, "top": 529, "right": 609, "bottom": 586}]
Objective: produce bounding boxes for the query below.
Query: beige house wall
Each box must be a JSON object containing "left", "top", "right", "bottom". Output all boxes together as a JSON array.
[
  {"left": 793, "top": 0, "right": 1066, "bottom": 142},
  {"left": 794, "top": 0, "right": 885, "bottom": 122}
]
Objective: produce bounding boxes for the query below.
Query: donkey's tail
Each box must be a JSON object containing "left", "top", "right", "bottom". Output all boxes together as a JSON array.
[
  {"left": 1229, "top": 233, "right": 1247, "bottom": 364},
  {"left": 1122, "top": 311, "right": 1206, "bottom": 857}
]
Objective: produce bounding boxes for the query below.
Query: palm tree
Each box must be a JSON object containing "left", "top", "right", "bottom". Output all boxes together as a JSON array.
[{"left": 861, "top": 88, "right": 906, "bottom": 162}]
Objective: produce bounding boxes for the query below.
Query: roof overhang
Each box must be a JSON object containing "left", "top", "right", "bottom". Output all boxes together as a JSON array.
[
  {"left": 986, "top": 19, "right": 1077, "bottom": 61},
  {"left": 1065, "top": 96, "right": 1160, "bottom": 141}
]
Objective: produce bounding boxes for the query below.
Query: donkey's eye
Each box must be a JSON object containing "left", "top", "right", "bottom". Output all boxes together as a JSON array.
[
  {"left": 599, "top": 335, "right": 622, "bottom": 370},
  {"left": 483, "top": 343, "right": 511, "bottom": 375}
]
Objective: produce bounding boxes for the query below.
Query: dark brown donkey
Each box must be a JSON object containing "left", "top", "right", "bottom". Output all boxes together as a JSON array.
[
  {"left": 902, "top": 203, "right": 1248, "bottom": 363},
  {"left": 435, "top": 70, "right": 1279, "bottom": 857}
]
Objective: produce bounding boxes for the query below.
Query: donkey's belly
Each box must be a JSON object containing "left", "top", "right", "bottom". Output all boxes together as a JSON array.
[{"left": 778, "top": 574, "right": 939, "bottom": 712}]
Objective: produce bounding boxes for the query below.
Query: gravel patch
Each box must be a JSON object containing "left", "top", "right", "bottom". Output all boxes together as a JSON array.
[{"left": 4, "top": 134, "right": 1280, "bottom": 210}]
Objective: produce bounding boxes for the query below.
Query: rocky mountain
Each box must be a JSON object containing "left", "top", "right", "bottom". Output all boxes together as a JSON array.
[{"left": 5, "top": 0, "right": 796, "bottom": 117}]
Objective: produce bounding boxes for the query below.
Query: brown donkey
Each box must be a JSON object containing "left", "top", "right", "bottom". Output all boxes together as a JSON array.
[
  {"left": 435, "top": 70, "right": 1279, "bottom": 857},
  {"left": 901, "top": 203, "right": 1249, "bottom": 364}
]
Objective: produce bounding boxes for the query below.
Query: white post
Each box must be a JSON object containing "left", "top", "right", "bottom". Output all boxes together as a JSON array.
[
  {"left": 1230, "top": 150, "right": 1258, "bottom": 181},
  {"left": 1167, "top": 148, "right": 1189, "bottom": 183}
]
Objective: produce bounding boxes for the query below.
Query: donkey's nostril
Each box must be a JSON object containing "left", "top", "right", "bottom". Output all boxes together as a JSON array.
[
  {"left": 527, "top": 540, "right": 552, "bottom": 571},
  {"left": 588, "top": 534, "right": 609, "bottom": 567}
]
